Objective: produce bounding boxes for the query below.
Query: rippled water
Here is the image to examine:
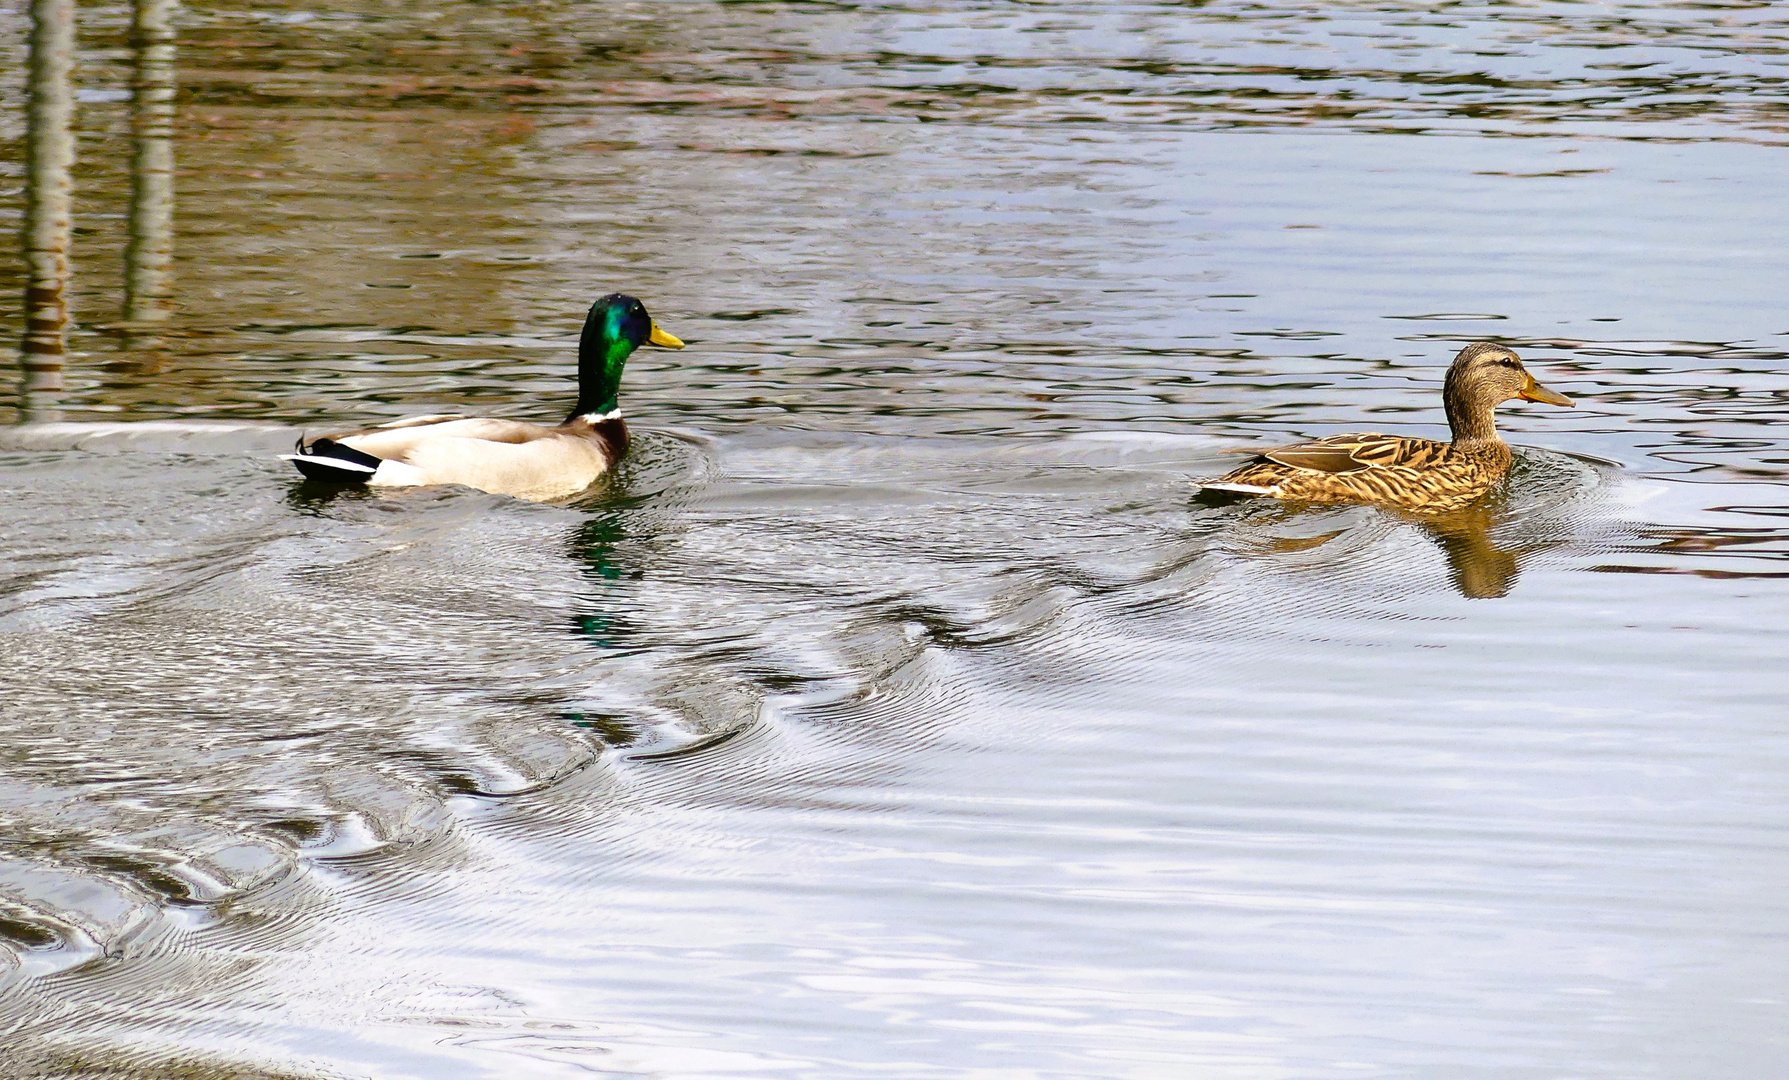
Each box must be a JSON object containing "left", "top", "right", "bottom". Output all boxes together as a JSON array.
[{"left": 2, "top": 2, "right": 1788, "bottom": 1077}]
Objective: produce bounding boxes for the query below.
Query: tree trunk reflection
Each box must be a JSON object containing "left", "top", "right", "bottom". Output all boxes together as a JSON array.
[
  {"left": 125, "top": 0, "right": 177, "bottom": 325},
  {"left": 20, "top": 0, "right": 77, "bottom": 415}
]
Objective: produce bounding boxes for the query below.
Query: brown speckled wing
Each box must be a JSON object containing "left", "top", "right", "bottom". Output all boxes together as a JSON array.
[
  {"left": 1366, "top": 435, "right": 1453, "bottom": 469},
  {"left": 1261, "top": 433, "right": 1449, "bottom": 474}
]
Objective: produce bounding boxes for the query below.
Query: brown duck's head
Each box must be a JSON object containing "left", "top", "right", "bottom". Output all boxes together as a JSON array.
[{"left": 1442, "top": 343, "right": 1572, "bottom": 442}]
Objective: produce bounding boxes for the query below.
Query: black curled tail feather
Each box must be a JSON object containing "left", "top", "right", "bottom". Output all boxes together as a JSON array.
[
  {"left": 285, "top": 435, "right": 384, "bottom": 483},
  {"left": 307, "top": 438, "right": 383, "bottom": 470}
]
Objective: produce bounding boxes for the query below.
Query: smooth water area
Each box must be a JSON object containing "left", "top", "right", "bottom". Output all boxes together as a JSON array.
[{"left": 2, "top": 2, "right": 1787, "bottom": 1077}]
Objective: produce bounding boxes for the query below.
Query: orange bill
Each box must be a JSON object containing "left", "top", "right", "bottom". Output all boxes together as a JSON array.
[{"left": 1517, "top": 373, "right": 1572, "bottom": 407}]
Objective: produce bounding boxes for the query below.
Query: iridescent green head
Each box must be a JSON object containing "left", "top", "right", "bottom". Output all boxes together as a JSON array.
[{"left": 571, "top": 293, "right": 684, "bottom": 420}]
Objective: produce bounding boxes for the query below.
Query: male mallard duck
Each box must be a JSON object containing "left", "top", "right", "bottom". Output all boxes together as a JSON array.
[
  {"left": 1201, "top": 342, "right": 1572, "bottom": 512},
  {"left": 284, "top": 293, "right": 683, "bottom": 501}
]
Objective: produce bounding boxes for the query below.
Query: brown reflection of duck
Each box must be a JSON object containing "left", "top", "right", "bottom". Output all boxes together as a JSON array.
[
  {"left": 1233, "top": 497, "right": 1539, "bottom": 600},
  {"left": 1414, "top": 503, "right": 1523, "bottom": 599},
  {"left": 1201, "top": 343, "right": 1573, "bottom": 512}
]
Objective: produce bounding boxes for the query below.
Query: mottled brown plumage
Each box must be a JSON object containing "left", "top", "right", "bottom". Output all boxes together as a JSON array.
[{"left": 1203, "top": 343, "right": 1573, "bottom": 512}]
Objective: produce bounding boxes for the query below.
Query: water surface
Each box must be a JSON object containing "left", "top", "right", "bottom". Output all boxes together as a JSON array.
[{"left": 2, "top": 2, "right": 1787, "bottom": 1077}]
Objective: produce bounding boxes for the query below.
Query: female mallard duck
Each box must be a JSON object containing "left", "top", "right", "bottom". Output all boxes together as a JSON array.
[
  {"left": 1201, "top": 342, "right": 1573, "bottom": 512},
  {"left": 284, "top": 293, "right": 683, "bottom": 501}
]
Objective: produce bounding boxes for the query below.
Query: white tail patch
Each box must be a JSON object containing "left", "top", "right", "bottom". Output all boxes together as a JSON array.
[
  {"left": 1199, "top": 481, "right": 1275, "bottom": 495},
  {"left": 366, "top": 459, "right": 431, "bottom": 487}
]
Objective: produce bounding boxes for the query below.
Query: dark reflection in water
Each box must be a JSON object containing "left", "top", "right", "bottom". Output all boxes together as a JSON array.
[
  {"left": 17, "top": 0, "right": 182, "bottom": 405},
  {"left": 566, "top": 511, "right": 640, "bottom": 653},
  {"left": 1593, "top": 519, "right": 1789, "bottom": 580},
  {"left": 283, "top": 473, "right": 376, "bottom": 514},
  {"left": 1417, "top": 503, "right": 1523, "bottom": 599},
  {"left": 123, "top": 0, "right": 177, "bottom": 325},
  {"left": 18, "top": 0, "right": 76, "bottom": 410}
]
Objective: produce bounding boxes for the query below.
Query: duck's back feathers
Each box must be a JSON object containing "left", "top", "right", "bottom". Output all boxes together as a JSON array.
[
  {"left": 1207, "top": 433, "right": 1509, "bottom": 512},
  {"left": 367, "top": 413, "right": 472, "bottom": 430},
  {"left": 288, "top": 414, "right": 629, "bottom": 501},
  {"left": 340, "top": 417, "right": 560, "bottom": 458},
  {"left": 1256, "top": 432, "right": 1452, "bottom": 474}
]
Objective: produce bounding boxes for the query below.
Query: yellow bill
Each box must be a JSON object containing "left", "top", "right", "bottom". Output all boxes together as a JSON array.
[
  {"left": 1517, "top": 373, "right": 1572, "bottom": 407},
  {"left": 648, "top": 323, "right": 685, "bottom": 349}
]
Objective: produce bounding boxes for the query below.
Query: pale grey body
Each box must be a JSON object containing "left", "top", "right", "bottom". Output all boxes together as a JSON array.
[{"left": 297, "top": 413, "right": 627, "bottom": 502}]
